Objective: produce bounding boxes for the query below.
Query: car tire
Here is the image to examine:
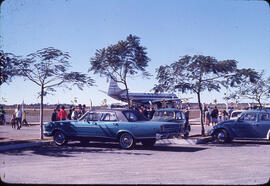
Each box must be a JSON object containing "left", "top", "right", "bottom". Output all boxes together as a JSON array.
[
  {"left": 141, "top": 139, "right": 156, "bottom": 147},
  {"left": 53, "top": 130, "right": 67, "bottom": 146},
  {"left": 119, "top": 132, "right": 135, "bottom": 149},
  {"left": 213, "top": 129, "right": 231, "bottom": 144}
]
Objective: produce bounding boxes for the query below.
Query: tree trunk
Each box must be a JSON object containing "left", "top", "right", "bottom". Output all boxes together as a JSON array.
[
  {"left": 124, "top": 82, "right": 131, "bottom": 109},
  {"left": 197, "top": 92, "right": 205, "bottom": 136},
  {"left": 40, "top": 85, "right": 44, "bottom": 140}
]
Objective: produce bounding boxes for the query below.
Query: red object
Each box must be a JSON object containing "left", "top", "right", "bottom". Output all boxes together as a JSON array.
[{"left": 58, "top": 109, "right": 67, "bottom": 120}]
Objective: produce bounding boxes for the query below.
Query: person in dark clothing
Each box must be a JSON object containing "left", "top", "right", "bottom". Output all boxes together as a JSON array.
[
  {"left": 143, "top": 107, "right": 149, "bottom": 118},
  {"left": 148, "top": 108, "right": 155, "bottom": 119},
  {"left": 67, "top": 106, "right": 73, "bottom": 120},
  {"left": 51, "top": 109, "right": 58, "bottom": 121},
  {"left": 211, "top": 106, "right": 219, "bottom": 126}
]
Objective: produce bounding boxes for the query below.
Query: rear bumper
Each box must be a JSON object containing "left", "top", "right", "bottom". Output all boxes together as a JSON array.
[{"left": 156, "top": 132, "right": 180, "bottom": 140}]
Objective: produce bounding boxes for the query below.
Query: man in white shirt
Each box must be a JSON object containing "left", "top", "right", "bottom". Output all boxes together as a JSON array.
[{"left": 15, "top": 105, "right": 22, "bottom": 130}]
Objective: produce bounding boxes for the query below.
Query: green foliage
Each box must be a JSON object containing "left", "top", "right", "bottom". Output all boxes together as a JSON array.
[
  {"left": 0, "top": 51, "right": 19, "bottom": 86},
  {"left": 229, "top": 70, "right": 270, "bottom": 108},
  {"left": 89, "top": 34, "right": 151, "bottom": 108},
  {"left": 18, "top": 47, "right": 94, "bottom": 95},
  {"left": 89, "top": 34, "right": 151, "bottom": 82},
  {"left": 153, "top": 54, "right": 259, "bottom": 136}
]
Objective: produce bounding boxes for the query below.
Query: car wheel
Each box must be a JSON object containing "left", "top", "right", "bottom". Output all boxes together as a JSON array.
[
  {"left": 53, "top": 131, "right": 67, "bottom": 146},
  {"left": 142, "top": 139, "right": 156, "bottom": 147},
  {"left": 213, "top": 129, "right": 231, "bottom": 144},
  {"left": 119, "top": 133, "right": 135, "bottom": 149}
]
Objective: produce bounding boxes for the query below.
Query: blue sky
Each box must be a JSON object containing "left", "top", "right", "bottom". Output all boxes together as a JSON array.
[{"left": 1, "top": 0, "right": 269, "bottom": 106}]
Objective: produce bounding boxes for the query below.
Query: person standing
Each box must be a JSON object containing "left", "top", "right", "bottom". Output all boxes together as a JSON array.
[
  {"left": 15, "top": 105, "right": 22, "bottom": 130},
  {"left": 148, "top": 108, "right": 155, "bottom": 119},
  {"left": 0, "top": 106, "right": 6, "bottom": 125},
  {"left": 51, "top": 109, "right": 58, "bottom": 121},
  {"left": 67, "top": 106, "right": 73, "bottom": 120},
  {"left": 223, "top": 109, "right": 229, "bottom": 121},
  {"left": 58, "top": 106, "right": 67, "bottom": 121},
  {"left": 71, "top": 107, "right": 78, "bottom": 120},
  {"left": 184, "top": 107, "right": 190, "bottom": 135},
  {"left": 82, "top": 104, "right": 86, "bottom": 115},
  {"left": 211, "top": 106, "right": 219, "bottom": 126},
  {"left": 205, "top": 107, "right": 211, "bottom": 126},
  {"left": 77, "top": 104, "right": 83, "bottom": 118},
  {"left": 22, "top": 110, "right": 30, "bottom": 127}
]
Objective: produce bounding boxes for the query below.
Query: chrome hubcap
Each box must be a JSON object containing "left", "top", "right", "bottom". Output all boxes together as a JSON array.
[{"left": 120, "top": 134, "right": 133, "bottom": 148}]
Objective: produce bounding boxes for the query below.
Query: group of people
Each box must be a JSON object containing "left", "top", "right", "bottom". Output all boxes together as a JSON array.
[
  {"left": 10, "top": 105, "right": 29, "bottom": 130},
  {"left": 51, "top": 104, "right": 87, "bottom": 121},
  {"left": 131, "top": 106, "right": 156, "bottom": 119},
  {"left": 204, "top": 106, "right": 229, "bottom": 126}
]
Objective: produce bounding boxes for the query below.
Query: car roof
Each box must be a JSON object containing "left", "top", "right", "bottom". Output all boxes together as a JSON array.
[{"left": 241, "top": 109, "right": 269, "bottom": 114}]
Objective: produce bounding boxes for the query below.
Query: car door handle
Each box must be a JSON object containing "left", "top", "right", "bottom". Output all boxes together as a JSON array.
[{"left": 113, "top": 123, "right": 119, "bottom": 126}]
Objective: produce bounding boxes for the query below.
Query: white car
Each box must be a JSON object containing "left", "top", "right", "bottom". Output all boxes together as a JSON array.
[{"left": 230, "top": 110, "right": 244, "bottom": 120}]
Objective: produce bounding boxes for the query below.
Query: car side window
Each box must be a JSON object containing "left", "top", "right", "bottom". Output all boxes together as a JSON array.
[
  {"left": 101, "top": 112, "right": 118, "bottom": 122},
  {"left": 124, "top": 112, "right": 138, "bottom": 122},
  {"left": 259, "top": 113, "right": 270, "bottom": 121},
  {"left": 242, "top": 113, "right": 257, "bottom": 122}
]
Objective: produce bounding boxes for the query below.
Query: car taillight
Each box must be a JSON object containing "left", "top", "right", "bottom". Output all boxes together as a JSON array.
[{"left": 160, "top": 125, "right": 165, "bottom": 132}]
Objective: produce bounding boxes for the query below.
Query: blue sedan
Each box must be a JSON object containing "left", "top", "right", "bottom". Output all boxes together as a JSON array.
[
  {"left": 209, "top": 110, "right": 270, "bottom": 143},
  {"left": 44, "top": 109, "right": 181, "bottom": 149}
]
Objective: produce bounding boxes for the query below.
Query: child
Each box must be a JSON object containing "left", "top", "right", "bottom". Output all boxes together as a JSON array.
[{"left": 10, "top": 114, "right": 16, "bottom": 129}]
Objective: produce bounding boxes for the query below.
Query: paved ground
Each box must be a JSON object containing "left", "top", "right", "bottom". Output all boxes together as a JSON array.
[{"left": 1, "top": 119, "right": 270, "bottom": 185}]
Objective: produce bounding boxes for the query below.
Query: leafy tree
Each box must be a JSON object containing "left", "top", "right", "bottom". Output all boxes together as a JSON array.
[
  {"left": 89, "top": 34, "right": 151, "bottom": 109},
  {"left": 0, "top": 51, "right": 19, "bottom": 86},
  {"left": 17, "top": 47, "right": 94, "bottom": 139},
  {"left": 228, "top": 71, "right": 270, "bottom": 109},
  {"left": 153, "top": 55, "right": 258, "bottom": 136}
]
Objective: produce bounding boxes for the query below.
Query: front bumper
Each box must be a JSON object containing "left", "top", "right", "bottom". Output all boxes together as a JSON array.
[
  {"left": 44, "top": 131, "right": 53, "bottom": 137},
  {"left": 156, "top": 132, "right": 180, "bottom": 140}
]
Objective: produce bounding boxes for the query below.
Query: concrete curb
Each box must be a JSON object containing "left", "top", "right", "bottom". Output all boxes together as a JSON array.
[{"left": 0, "top": 141, "right": 51, "bottom": 152}]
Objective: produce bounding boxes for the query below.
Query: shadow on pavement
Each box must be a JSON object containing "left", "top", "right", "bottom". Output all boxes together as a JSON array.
[
  {"left": 1, "top": 141, "right": 208, "bottom": 157},
  {"left": 205, "top": 140, "right": 270, "bottom": 147}
]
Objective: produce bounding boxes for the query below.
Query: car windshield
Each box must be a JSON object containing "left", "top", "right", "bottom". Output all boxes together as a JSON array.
[
  {"left": 123, "top": 110, "right": 149, "bottom": 122},
  {"left": 153, "top": 111, "right": 175, "bottom": 119},
  {"left": 231, "top": 111, "right": 242, "bottom": 118}
]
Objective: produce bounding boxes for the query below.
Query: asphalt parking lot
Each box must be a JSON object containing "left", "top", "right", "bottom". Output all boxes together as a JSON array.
[{"left": 1, "top": 121, "right": 270, "bottom": 185}]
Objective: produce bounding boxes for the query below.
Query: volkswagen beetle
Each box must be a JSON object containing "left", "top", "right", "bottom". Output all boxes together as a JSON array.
[{"left": 209, "top": 110, "right": 270, "bottom": 143}]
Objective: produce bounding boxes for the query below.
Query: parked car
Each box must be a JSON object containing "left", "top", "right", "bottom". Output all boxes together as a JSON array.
[
  {"left": 230, "top": 110, "right": 244, "bottom": 120},
  {"left": 44, "top": 109, "right": 181, "bottom": 149},
  {"left": 151, "top": 108, "right": 190, "bottom": 137},
  {"left": 209, "top": 110, "right": 270, "bottom": 143}
]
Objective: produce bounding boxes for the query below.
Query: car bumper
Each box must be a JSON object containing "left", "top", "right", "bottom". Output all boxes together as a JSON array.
[
  {"left": 44, "top": 131, "right": 53, "bottom": 137},
  {"left": 156, "top": 132, "right": 180, "bottom": 140}
]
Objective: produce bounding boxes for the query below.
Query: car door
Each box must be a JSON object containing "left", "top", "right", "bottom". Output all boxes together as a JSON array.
[
  {"left": 254, "top": 113, "right": 270, "bottom": 138},
  {"left": 96, "top": 112, "right": 120, "bottom": 138},
  {"left": 232, "top": 112, "right": 258, "bottom": 138},
  {"left": 75, "top": 112, "right": 101, "bottom": 137}
]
